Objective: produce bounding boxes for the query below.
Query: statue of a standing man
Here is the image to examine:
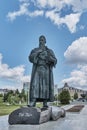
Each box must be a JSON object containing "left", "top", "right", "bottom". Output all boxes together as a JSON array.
[{"left": 29, "top": 35, "right": 57, "bottom": 107}]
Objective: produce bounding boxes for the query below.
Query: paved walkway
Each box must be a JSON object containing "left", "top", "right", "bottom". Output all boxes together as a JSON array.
[{"left": 0, "top": 105, "right": 87, "bottom": 130}]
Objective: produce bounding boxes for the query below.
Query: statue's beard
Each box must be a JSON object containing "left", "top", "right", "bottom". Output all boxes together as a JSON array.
[{"left": 39, "top": 43, "right": 45, "bottom": 50}]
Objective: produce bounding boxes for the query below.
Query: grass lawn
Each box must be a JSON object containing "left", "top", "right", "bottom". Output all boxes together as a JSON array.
[
  {"left": 0, "top": 97, "right": 24, "bottom": 116},
  {"left": 0, "top": 97, "right": 43, "bottom": 116},
  {"left": 0, "top": 97, "right": 62, "bottom": 116},
  {"left": 0, "top": 104, "right": 21, "bottom": 116},
  {"left": 0, "top": 95, "right": 42, "bottom": 116},
  {"left": 0, "top": 103, "right": 43, "bottom": 116}
]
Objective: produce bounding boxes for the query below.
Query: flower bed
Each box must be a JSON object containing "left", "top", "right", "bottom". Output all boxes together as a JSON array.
[{"left": 66, "top": 105, "right": 84, "bottom": 112}]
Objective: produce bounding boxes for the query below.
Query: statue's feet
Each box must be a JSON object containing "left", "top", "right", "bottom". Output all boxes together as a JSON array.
[
  {"left": 43, "top": 105, "right": 48, "bottom": 108},
  {"left": 28, "top": 101, "right": 36, "bottom": 107},
  {"left": 43, "top": 101, "right": 48, "bottom": 108}
]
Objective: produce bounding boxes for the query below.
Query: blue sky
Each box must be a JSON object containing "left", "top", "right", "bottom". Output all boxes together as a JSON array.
[{"left": 0, "top": 0, "right": 87, "bottom": 90}]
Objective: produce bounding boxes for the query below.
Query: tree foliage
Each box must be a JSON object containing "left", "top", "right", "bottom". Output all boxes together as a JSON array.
[
  {"left": 54, "top": 94, "right": 58, "bottom": 101},
  {"left": 59, "top": 89, "right": 71, "bottom": 104},
  {"left": 74, "top": 92, "right": 78, "bottom": 100},
  {"left": 3, "top": 89, "right": 27, "bottom": 104},
  {"left": 81, "top": 94, "right": 86, "bottom": 99}
]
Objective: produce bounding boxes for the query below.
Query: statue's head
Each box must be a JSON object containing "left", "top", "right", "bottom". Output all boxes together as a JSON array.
[{"left": 39, "top": 35, "right": 46, "bottom": 45}]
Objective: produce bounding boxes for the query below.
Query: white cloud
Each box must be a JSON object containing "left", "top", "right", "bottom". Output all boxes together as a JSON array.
[
  {"left": 46, "top": 10, "right": 81, "bottom": 33},
  {"left": 33, "top": 0, "right": 86, "bottom": 33},
  {"left": 33, "top": 0, "right": 87, "bottom": 13},
  {"left": 27, "top": 10, "right": 44, "bottom": 17},
  {"left": 7, "top": 0, "right": 87, "bottom": 33},
  {"left": 33, "top": 0, "right": 72, "bottom": 9},
  {"left": 32, "top": 0, "right": 47, "bottom": 8},
  {"left": 63, "top": 37, "right": 87, "bottom": 90},
  {"left": 61, "top": 13, "right": 81, "bottom": 33},
  {"left": 71, "top": 0, "right": 87, "bottom": 12},
  {"left": 64, "top": 37, "right": 87, "bottom": 64},
  {"left": 7, "top": 3, "right": 44, "bottom": 21},
  {"left": 20, "top": 75, "right": 31, "bottom": 82},
  {"left": 62, "top": 65, "right": 87, "bottom": 90},
  {"left": 79, "top": 25, "right": 85, "bottom": 30},
  {"left": 0, "top": 60, "right": 24, "bottom": 79},
  {"left": 0, "top": 53, "right": 30, "bottom": 90},
  {"left": 7, "top": 3, "right": 29, "bottom": 21}
]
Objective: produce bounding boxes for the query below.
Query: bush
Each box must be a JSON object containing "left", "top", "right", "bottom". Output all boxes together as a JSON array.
[
  {"left": 59, "top": 89, "right": 71, "bottom": 104},
  {"left": 74, "top": 92, "right": 78, "bottom": 100}
]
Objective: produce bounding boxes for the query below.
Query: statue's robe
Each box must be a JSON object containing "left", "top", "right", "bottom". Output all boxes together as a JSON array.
[{"left": 29, "top": 46, "right": 57, "bottom": 102}]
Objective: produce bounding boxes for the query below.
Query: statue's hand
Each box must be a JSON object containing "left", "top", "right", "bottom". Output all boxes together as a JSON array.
[{"left": 38, "top": 51, "right": 47, "bottom": 60}]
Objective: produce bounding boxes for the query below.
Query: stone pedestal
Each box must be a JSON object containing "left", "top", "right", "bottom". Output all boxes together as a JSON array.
[
  {"left": 8, "top": 107, "right": 51, "bottom": 125},
  {"left": 40, "top": 107, "right": 52, "bottom": 123},
  {"left": 8, "top": 106, "right": 65, "bottom": 125},
  {"left": 50, "top": 106, "right": 66, "bottom": 120}
]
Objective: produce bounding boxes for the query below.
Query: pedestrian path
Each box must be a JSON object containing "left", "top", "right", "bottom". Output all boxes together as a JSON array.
[{"left": 0, "top": 105, "right": 87, "bottom": 130}]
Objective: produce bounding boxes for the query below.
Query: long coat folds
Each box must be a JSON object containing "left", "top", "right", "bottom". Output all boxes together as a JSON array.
[{"left": 29, "top": 46, "right": 57, "bottom": 102}]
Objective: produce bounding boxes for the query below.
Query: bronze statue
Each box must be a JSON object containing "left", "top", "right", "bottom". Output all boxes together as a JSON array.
[{"left": 29, "top": 35, "right": 57, "bottom": 107}]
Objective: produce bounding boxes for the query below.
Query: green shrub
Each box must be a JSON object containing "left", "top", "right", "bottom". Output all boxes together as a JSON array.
[
  {"left": 74, "top": 92, "right": 78, "bottom": 100},
  {"left": 59, "top": 89, "right": 71, "bottom": 104}
]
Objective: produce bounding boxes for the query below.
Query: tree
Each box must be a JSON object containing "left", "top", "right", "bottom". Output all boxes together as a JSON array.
[
  {"left": 19, "top": 89, "right": 27, "bottom": 103},
  {"left": 54, "top": 94, "right": 58, "bottom": 101},
  {"left": 59, "top": 89, "right": 71, "bottom": 104},
  {"left": 3, "top": 89, "right": 27, "bottom": 104},
  {"left": 3, "top": 90, "right": 14, "bottom": 102},
  {"left": 74, "top": 92, "right": 78, "bottom": 100},
  {"left": 15, "top": 89, "right": 19, "bottom": 95},
  {"left": 81, "top": 94, "right": 86, "bottom": 99},
  {"left": 7, "top": 94, "right": 13, "bottom": 104},
  {"left": 3, "top": 93, "right": 8, "bottom": 102}
]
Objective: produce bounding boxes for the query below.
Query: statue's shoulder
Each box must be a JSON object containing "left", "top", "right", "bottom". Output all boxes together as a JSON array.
[
  {"left": 31, "top": 47, "right": 39, "bottom": 53},
  {"left": 46, "top": 46, "right": 54, "bottom": 54}
]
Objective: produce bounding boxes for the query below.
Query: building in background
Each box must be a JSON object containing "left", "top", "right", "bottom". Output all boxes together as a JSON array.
[
  {"left": 58, "top": 83, "right": 87, "bottom": 99},
  {"left": 23, "top": 82, "right": 30, "bottom": 105},
  {"left": 23, "top": 82, "right": 30, "bottom": 94},
  {"left": 54, "top": 84, "right": 58, "bottom": 95}
]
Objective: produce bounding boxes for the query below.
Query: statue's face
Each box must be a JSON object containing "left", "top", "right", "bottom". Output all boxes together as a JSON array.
[
  {"left": 39, "top": 37, "right": 45, "bottom": 45},
  {"left": 39, "top": 37, "right": 46, "bottom": 49}
]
